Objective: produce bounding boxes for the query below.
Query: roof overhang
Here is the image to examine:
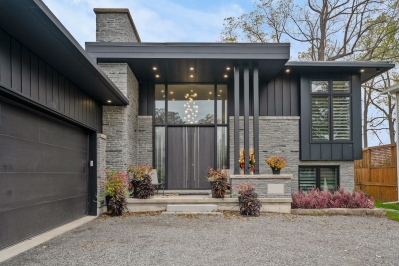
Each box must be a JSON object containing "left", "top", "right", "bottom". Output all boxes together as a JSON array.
[
  {"left": 383, "top": 83, "right": 399, "bottom": 94},
  {"left": 0, "top": 0, "right": 128, "bottom": 105},
  {"left": 285, "top": 61, "right": 395, "bottom": 83},
  {"left": 85, "top": 42, "right": 291, "bottom": 83}
]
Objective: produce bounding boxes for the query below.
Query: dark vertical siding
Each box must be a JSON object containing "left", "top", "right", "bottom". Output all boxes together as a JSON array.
[
  {"left": 139, "top": 82, "right": 147, "bottom": 115},
  {"left": 300, "top": 72, "right": 360, "bottom": 160},
  {"left": 259, "top": 72, "right": 299, "bottom": 116},
  {"left": 21, "top": 46, "right": 30, "bottom": 96},
  {"left": 352, "top": 73, "right": 362, "bottom": 159},
  {"left": 0, "top": 28, "right": 102, "bottom": 131},
  {"left": 30, "top": 53, "right": 39, "bottom": 101},
  {"left": 11, "top": 38, "right": 21, "bottom": 92},
  {"left": 147, "top": 82, "right": 155, "bottom": 116},
  {"left": 0, "top": 28, "right": 12, "bottom": 87}
]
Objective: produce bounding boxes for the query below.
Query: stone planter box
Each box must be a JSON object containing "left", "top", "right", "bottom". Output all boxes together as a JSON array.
[
  {"left": 230, "top": 174, "right": 292, "bottom": 198},
  {"left": 291, "top": 208, "right": 386, "bottom": 216}
]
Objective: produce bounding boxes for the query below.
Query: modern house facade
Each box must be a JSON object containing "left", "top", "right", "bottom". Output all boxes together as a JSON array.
[{"left": 0, "top": 1, "right": 395, "bottom": 249}]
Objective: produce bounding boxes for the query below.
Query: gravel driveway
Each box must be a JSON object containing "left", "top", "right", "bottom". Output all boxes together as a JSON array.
[{"left": 3, "top": 212, "right": 399, "bottom": 266}]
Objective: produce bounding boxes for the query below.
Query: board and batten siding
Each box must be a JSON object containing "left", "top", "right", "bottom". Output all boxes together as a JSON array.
[
  {"left": 300, "top": 72, "right": 362, "bottom": 161},
  {"left": 0, "top": 28, "right": 102, "bottom": 131}
]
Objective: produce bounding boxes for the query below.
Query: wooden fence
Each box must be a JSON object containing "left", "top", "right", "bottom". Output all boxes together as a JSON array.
[{"left": 354, "top": 144, "right": 398, "bottom": 202}]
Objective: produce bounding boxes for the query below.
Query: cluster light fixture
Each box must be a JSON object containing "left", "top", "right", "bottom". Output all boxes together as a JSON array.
[{"left": 183, "top": 92, "right": 199, "bottom": 124}]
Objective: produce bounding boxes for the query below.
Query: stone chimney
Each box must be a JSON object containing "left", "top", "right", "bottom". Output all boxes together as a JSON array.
[{"left": 94, "top": 8, "right": 141, "bottom": 42}]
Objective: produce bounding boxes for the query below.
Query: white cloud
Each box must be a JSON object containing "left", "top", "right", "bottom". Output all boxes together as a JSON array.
[{"left": 42, "top": 0, "right": 245, "bottom": 47}]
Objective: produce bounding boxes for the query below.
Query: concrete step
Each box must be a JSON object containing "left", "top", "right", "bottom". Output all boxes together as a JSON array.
[{"left": 166, "top": 204, "right": 218, "bottom": 212}]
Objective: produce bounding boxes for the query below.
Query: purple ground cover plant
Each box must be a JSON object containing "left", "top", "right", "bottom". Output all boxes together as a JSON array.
[{"left": 292, "top": 187, "right": 374, "bottom": 209}]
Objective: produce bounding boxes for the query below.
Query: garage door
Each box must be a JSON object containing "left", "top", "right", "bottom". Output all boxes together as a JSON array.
[{"left": 0, "top": 99, "right": 88, "bottom": 249}]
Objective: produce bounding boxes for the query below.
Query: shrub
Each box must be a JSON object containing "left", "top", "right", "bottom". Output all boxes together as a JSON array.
[
  {"left": 108, "top": 190, "right": 128, "bottom": 216},
  {"left": 127, "top": 164, "right": 155, "bottom": 199},
  {"left": 205, "top": 167, "right": 228, "bottom": 198},
  {"left": 291, "top": 187, "right": 374, "bottom": 209},
  {"left": 232, "top": 181, "right": 262, "bottom": 216}
]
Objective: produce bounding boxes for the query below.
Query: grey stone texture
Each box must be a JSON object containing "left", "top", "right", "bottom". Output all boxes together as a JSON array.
[
  {"left": 229, "top": 116, "right": 355, "bottom": 192},
  {"left": 230, "top": 174, "right": 292, "bottom": 198},
  {"left": 137, "top": 116, "right": 153, "bottom": 165},
  {"left": 95, "top": 10, "right": 139, "bottom": 42},
  {"left": 96, "top": 134, "right": 107, "bottom": 208},
  {"left": 100, "top": 63, "right": 139, "bottom": 172}
]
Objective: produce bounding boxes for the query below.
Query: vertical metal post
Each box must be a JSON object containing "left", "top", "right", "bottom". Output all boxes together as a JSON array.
[
  {"left": 253, "top": 66, "right": 259, "bottom": 174},
  {"left": 244, "top": 66, "right": 249, "bottom": 174},
  {"left": 234, "top": 66, "right": 240, "bottom": 174}
]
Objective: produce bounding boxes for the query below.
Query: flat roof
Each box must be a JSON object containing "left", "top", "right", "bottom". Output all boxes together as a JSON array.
[
  {"left": 86, "top": 42, "right": 291, "bottom": 83},
  {"left": 285, "top": 61, "right": 395, "bottom": 83},
  {"left": 0, "top": 0, "right": 128, "bottom": 105}
]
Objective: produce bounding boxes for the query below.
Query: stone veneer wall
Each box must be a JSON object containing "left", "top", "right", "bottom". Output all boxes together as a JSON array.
[
  {"left": 229, "top": 116, "right": 354, "bottom": 192},
  {"left": 100, "top": 63, "right": 139, "bottom": 172},
  {"left": 97, "top": 134, "right": 107, "bottom": 211},
  {"left": 137, "top": 116, "right": 153, "bottom": 165},
  {"left": 95, "top": 10, "right": 139, "bottom": 42}
]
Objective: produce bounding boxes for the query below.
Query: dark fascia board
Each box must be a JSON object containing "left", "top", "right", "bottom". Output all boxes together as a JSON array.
[
  {"left": 85, "top": 42, "right": 291, "bottom": 60},
  {"left": 285, "top": 61, "right": 395, "bottom": 83},
  {"left": 0, "top": 0, "right": 128, "bottom": 105}
]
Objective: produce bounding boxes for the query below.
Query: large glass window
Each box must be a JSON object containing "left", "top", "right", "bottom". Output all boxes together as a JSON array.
[
  {"left": 217, "top": 85, "right": 228, "bottom": 124},
  {"left": 217, "top": 126, "right": 228, "bottom": 169},
  {"left": 167, "top": 84, "right": 215, "bottom": 125},
  {"left": 155, "top": 127, "right": 165, "bottom": 183},
  {"left": 155, "top": 85, "right": 166, "bottom": 124},
  {"left": 311, "top": 80, "right": 351, "bottom": 141},
  {"left": 299, "top": 166, "right": 339, "bottom": 191}
]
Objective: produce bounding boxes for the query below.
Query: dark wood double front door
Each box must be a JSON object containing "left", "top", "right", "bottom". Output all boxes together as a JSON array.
[{"left": 167, "top": 127, "right": 214, "bottom": 189}]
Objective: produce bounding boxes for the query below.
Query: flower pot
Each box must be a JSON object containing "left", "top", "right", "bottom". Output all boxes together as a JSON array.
[
  {"left": 271, "top": 168, "right": 281, "bottom": 175},
  {"left": 130, "top": 180, "right": 141, "bottom": 198},
  {"left": 240, "top": 169, "right": 244, "bottom": 175},
  {"left": 212, "top": 189, "right": 225, "bottom": 198}
]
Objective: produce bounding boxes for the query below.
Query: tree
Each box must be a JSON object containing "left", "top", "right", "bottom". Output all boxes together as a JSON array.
[{"left": 220, "top": 0, "right": 399, "bottom": 146}]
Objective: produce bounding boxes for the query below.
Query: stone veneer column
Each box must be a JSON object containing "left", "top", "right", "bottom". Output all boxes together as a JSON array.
[
  {"left": 100, "top": 63, "right": 139, "bottom": 171},
  {"left": 97, "top": 133, "right": 107, "bottom": 214},
  {"left": 95, "top": 8, "right": 141, "bottom": 172}
]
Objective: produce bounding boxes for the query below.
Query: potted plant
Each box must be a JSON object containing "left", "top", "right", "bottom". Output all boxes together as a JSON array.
[
  {"left": 249, "top": 148, "right": 255, "bottom": 174},
  {"left": 232, "top": 181, "right": 262, "bottom": 216},
  {"left": 127, "top": 164, "right": 155, "bottom": 199},
  {"left": 266, "top": 156, "right": 287, "bottom": 174},
  {"left": 238, "top": 148, "right": 245, "bottom": 175},
  {"left": 102, "top": 168, "right": 128, "bottom": 216},
  {"left": 205, "top": 167, "right": 229, "bottom": 198}
]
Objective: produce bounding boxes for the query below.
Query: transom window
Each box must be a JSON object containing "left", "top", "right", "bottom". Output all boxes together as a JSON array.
[
  {"left": 311, "top": 80, "right": 351, "bottom": 141},
  {"left": 299, "top": 166, "right": 339, "bottom": 191}
]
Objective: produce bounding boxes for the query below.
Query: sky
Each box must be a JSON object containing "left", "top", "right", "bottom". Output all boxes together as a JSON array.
[{"left": 41, "top": 0, "right": 391, "bottom": 147}]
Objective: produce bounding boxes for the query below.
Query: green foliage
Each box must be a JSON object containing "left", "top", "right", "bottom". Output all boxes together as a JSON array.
[
  {"left": 386, "top": 211, "right": 399, "bottom": 222},
  {"left": 374, "top": 201, "right": 399, "bottom": 211},
  {"left": 102, "top": 168, "right": 128, "bottom": 197}
]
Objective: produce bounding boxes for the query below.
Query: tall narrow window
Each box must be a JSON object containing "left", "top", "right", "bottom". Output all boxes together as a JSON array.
[{"left": 310, "top": 80, "right": 351, "bottom": 141}]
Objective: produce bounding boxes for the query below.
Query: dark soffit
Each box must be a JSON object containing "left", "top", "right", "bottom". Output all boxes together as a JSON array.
[
  {"left": 85, "top": 42, "right": 291, "bottom": 83},
  {"left": 285, "top": 61, "right": 395, "bottom": 83},
  {"left": 0, "top": 0, "right": 128, "bottom": 105}
]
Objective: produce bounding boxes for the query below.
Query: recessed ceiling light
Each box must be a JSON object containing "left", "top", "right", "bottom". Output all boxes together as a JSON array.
[
  {"left": 224, "top": 75, "right": 228, "bottom": 78},
  {"left": 170, "top": 91, "right": 173, "bottom": 94},
  {"left": 208, "top": 99, "right": 210, "bottom": 101},
  {"left": 190, "top": 75, "right": 194, "bottom": 78},
  {"left": 190, "top": 67, "right": 194, "bottom": 70},
  {"left": 360, "top": 69, "right": 365, "bottom": 72},
  {"left": 107, "top": 100, "right": 111, "bottom": 103},
  {"left": 163, "top": 95, "right": 165, "bottom": 97},
  {"left": 218, "top": 95, "right": 220, "bottom": 97},
  {"left": 219, "top": 90, "right": 222, "bottom": 92},
  {"left": 286, "top": 69, "right": 290, "bottom": 73},
  {"left": 226, "top": 67, "right": 230, "bottom": 70},
  {"left": 156, "top": 75, "right": 160, "bottom": 78},
  {"left": 209, "top": 92, "right": 212, "bottom": 94},
  {"left": 153, "top": 67, "right": 157, "bottom": 70},
  {"left": 161, "top": 90, "right": 164, "bottom": 92},
  {"left": 172, "top": 99, "right": 175, "bottom": 101}
]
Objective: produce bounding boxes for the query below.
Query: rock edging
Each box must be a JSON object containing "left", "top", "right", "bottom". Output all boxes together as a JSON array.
[{"left": 291, "top": 208, "right": 386, "bottom": 216}]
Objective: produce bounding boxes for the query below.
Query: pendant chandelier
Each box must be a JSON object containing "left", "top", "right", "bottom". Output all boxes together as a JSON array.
[{"left": 183, "top": 91, "right": 198, "bottom": 124}]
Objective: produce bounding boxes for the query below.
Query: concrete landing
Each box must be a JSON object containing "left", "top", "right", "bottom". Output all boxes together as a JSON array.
[
  {"left": 162, "top": 212, "right": 222, "bottom": 216},
  {"left": 166, "top": 204, "right": 217, "bottom": 212}
]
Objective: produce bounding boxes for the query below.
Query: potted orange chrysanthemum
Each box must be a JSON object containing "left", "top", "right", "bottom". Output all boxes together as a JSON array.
[{"left": 266, "top": 156, "right": 287, "bottom": 174}]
